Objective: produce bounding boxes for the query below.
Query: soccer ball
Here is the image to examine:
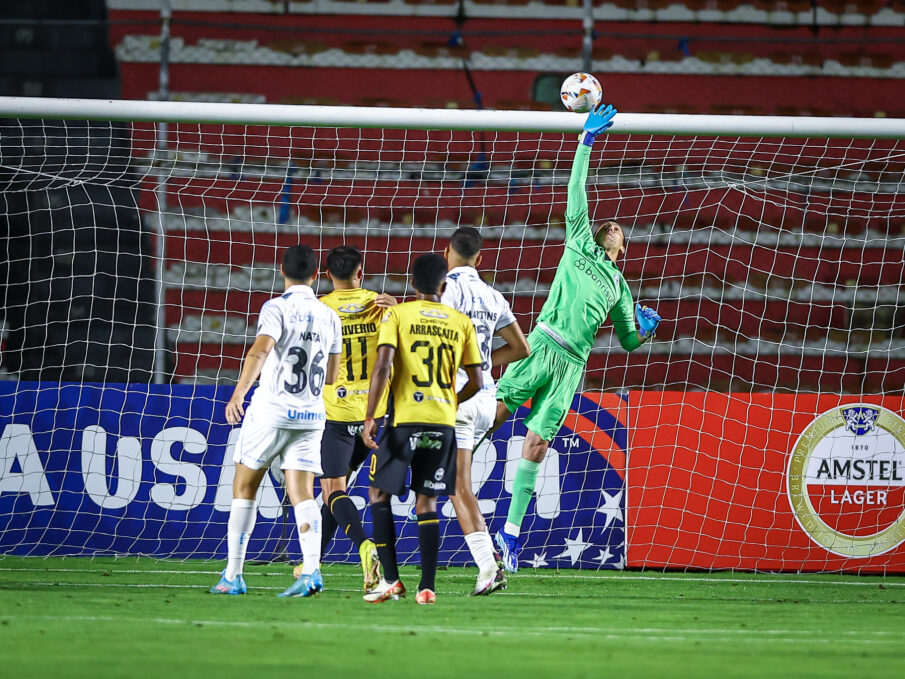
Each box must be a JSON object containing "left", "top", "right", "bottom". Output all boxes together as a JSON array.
[{"left": 560, "top": 72, "right": 603, "bottom": 113}]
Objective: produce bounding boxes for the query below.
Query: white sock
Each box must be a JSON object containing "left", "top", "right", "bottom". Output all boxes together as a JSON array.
[
  {"left": 226, "top": 498, "right": 257, "bottom": 580},
  {"left": 465, "top": 531, "right": 498, "bottom": 578},
  {"left": 504, "top": 521, "right": 521, "bottom": 538},
  {"left": 294, "top": 499, "right": 321, "bottom": 575}
]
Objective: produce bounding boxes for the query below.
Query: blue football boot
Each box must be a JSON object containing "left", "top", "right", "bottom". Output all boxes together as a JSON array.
[
  {"left": 209, "top": 570, "right": 247, "bottom": 595},
  {"left": 278, "top": 568, "right": 324, "bottom": 598},
  {"left": 494, "top": 530, "right": 523, "bottom": 574}
]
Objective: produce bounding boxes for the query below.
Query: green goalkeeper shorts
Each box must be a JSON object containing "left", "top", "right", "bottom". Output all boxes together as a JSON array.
[{"left": 496, "top": 328, "right": 585, "bottom": 442}]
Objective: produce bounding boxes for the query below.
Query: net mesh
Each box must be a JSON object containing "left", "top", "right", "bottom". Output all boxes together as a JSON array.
[{"left": 1, "top": 112, "right": 904, "bottom": 569}]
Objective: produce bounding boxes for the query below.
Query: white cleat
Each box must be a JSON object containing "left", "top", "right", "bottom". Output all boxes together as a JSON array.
[
  {"left": 362, "top": 578, "right": 406, "bottom": 603},
  {"left": 469, "top": 568, "right": 508, "bottom": 597}
]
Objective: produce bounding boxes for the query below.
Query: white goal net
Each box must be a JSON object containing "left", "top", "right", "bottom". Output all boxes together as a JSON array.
[{"left": 1, "top": 99, "right": 904, "bottom": 572}]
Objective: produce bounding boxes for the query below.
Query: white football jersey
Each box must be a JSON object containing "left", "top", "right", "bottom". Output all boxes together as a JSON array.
[
  {"left": 247, "top": 284, "right": 342, "bottom": 429},
  {"left": 441, "top": 266, "right": 517, "bottom": 395}
]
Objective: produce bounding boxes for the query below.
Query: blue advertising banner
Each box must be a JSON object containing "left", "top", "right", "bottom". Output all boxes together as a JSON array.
[{"left": 0, "top": 382, "right": 626, "bottom": 569}]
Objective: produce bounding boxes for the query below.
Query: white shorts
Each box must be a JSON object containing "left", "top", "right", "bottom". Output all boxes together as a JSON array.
[
  {"left": 233, "top": 413, "right": 324, "bottom": 475},
  {"left": 454, "top": 390, "right": 497, "bottom": 450}
]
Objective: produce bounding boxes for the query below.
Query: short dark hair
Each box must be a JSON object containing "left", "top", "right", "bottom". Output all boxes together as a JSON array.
[
  {"left": 282, "top": 244, "right": 318, "bottom": 282},
  {"left": 411, "top": 253, "right": 447, "bottom": 295},
  {"left": 325, "top": 245, "right": 363, "bottom": 280},
  {"left": 449, "top": 226, "right": 482, "bottom": 258}
]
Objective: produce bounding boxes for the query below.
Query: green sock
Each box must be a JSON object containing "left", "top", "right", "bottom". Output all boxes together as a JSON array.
[{"left": 505, "top": 458, "right": 540, "bottom": 534}]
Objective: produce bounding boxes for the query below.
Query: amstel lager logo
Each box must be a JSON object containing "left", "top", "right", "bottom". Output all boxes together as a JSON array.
[{"left": 787, "top": 404, "right": 905, "bottom": 557}]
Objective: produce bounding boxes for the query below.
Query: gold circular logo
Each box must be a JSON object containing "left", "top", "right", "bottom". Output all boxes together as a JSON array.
[{"left": 787, "top": 404, "right": 905, "bottom": 558}]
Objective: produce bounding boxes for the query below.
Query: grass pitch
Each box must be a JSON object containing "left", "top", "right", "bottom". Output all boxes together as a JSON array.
[{"left": 1, "top": 557, "right": 903, "bottom": 679}]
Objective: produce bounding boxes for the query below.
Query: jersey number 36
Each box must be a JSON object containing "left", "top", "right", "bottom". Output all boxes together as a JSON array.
[{"left": 284, "top": 346, "right": 326, "bottom": 396}]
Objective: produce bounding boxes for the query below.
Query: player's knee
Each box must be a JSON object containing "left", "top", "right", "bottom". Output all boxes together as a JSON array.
[
  {"left": 522, "top": 432, "right": 549, "bottom": 463},
  {"left": 369, "top": 487, "right": 388, "bottom": 504},
  {"left": 232, "top": 464, "right": 261, "bottom": 499},
  {"left": 320, "top": 476, "right": 346, "bottom": 497},
  {"left": 415, "top": 494, "right": 437, "bottom": 514}
]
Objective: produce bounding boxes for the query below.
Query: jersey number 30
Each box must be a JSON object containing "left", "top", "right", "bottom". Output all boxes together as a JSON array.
[
  {"left": 284, "top": 346, "right": 326, "bottom": 396},
  {"left": 410, "top": 340, "right": 454, "bottom": 389}
]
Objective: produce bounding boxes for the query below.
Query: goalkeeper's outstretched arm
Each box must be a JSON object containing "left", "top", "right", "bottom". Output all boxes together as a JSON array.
[{"left": 564, "top": 104, "right": 617, "bottom": 246}]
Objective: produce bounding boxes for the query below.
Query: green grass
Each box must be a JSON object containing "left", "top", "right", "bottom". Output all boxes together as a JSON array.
[{"left": 1, "top": 557, "right": 904, "bottom": 679}]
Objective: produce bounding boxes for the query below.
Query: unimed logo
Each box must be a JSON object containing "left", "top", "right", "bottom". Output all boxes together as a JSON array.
[{"left": 787, "top": 405, "right": 905, "bottom": 557}]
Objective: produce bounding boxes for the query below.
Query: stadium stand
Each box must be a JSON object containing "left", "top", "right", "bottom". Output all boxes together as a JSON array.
[
  {"left": 2, "top": 1, "right": 903, "bottom": 392},
  {"left": 0, "top": 2, "right": 156, "bottom": 382}
]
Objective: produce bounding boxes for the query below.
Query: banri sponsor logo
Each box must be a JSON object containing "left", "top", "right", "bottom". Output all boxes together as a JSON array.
[{"left": 787, "top": 404, "right": 905, "bottom": 557}]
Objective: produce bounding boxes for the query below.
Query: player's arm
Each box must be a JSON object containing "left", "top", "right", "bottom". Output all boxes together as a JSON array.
[
  {"left": 456, "top": 321, "right": 484, "bottom": 404},
  {"left": 491, "top": 317, "right": 530, "bottom": 368},
  {"left": 362, "top": 307, "right": 399, "bottom": 449},
  {"left": 325, "top": 310, "right": 342, "bottom": 386},
  {"left": 325, "top": 353, "right": 341, "bottom": 385},
  {"left": 225, "top": 334, "right": 276, "bottom": 425},
  {"left": 361, "top": 344, "right": 394, "bottom": 450},
  {"left": 564, "top": 104, "right": 617, "bottom": 245},
  {"left": 374, "top": 293, "right": 398, "bottom": 308},
  {"left": 457, "top": 363, "right": 483, "bottom": 405},
  {"left": 609, "top": 282, "right": 660, "bottom": 351}
]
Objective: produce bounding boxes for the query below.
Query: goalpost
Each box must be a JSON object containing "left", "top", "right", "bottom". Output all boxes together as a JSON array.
[{"left": 1, "top": 96, "right": 904, "bottom": 573}]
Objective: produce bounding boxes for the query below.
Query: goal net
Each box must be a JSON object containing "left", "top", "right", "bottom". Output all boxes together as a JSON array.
[{"left": 1, "top": 99, "right": 904, "bottom": 572}]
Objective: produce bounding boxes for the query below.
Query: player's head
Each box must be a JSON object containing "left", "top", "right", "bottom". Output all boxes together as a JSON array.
[
  {"left": 281, "top": 244, "right": 318, "bottom": 285},
  {"left": 445, "top": 226, "right": 483, "bottom": 268},
  {"left": 411, "top": 253, "right": 447, "bottom": 297},
  {"left": 593, "top": 220, "right": 626, "bottom": 259},
  {"left": 325, "top": 245, "right": 363, "bottom": 288}
]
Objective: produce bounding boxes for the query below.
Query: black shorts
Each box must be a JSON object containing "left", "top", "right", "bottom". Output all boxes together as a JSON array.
[
  {"left": 368, "top": 424, "right": 457, "bottom": 498},
  {"left": 320, "top": 419, "right": 383, "bottom": 479}
]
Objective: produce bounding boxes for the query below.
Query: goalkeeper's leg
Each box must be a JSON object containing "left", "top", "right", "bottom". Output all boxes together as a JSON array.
[{"left": 494, "top": 336, "right": 585, "bottom": 572}]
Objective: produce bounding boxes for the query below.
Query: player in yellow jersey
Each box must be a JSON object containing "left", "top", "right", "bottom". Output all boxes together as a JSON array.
[
  {"left": 361, "top": 254, "right": 483, "bottom": 605},
  {"left": 317, "top": 245, "right": 396, "bottom": 592}
]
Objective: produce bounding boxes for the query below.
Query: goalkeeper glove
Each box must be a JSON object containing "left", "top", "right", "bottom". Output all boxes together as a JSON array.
[
  {"left": 635, "top": 303, "right": 661, "bottom": 339},
  {"left": 580, "top": 104, "right": 617, "bottom": 146}
]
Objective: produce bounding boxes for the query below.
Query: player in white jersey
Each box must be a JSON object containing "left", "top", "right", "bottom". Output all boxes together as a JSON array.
[
  {"left": 441, "top": 227, "right": 530, "bottom": 595},
  {"left": 210, "top": 245, "right": 342, "bottom": 598}
]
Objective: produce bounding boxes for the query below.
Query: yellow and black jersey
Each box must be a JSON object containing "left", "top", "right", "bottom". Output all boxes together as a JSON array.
[
  {"left": 377, "top": 300, "right": 482, "bottom": 427},
  {"left": 320, "top": 287, "right": 389, "bottom": 422}
]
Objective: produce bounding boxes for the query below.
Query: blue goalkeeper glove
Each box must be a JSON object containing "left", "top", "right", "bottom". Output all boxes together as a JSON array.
[
  {"left": 635, "top": 303, "right": 661, "bottom": 339},
  {"left": 580, "top": 104, "right": 617, "bottom": 146}
]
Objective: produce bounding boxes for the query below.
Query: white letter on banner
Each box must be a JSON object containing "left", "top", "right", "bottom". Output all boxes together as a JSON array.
[
  {"left": 441, "top": 438, "right": 497, "bottom": 518},
  {"left": 0, "top": 424, "right": 54, "bottom": 506},
  {"left": 391, "top": 489, "right": 415, "bottom": 518},
  {"left": 81, "top": 425, "right": 142, "bottom": 510},
  {"left": 214, "top": 429, "right": 282, "bottom": 519},
  {"left": 505, "top": 435, "right": 560, "bottom": 520},
  {"left": 150, "top": 427, "right": 208, "bottom": 511},
  {"left": 214, "top": 428, "right": 241, "bottom": 513}
]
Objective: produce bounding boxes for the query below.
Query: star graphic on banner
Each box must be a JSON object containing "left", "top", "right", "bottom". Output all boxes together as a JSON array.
[
  {"left": 553, "top": 529, "right": 591, "bottom": 565},
  {"left": 596, "top": 489, "right": 624, "bottom": 529},
  {"left": 594, "top": 547, "right": 625, "bottom": 569},
  {"left": 526, "top": 552, "right": 549, "bottom": 568},
  {"left": 594, "top": 547, "right": 614, "bottom": 565}
]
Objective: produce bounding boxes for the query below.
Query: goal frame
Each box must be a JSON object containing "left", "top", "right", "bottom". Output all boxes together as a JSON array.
[
  {"left": 1, "top": 96, "right": 905, "bottom": 138},
  {"left": 3, "top": 96, "right": 905, "bottom": 571}
]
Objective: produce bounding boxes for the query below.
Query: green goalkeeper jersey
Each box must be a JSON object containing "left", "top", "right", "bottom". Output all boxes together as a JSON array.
[{"left": 535, "top": 143, "right": 642, "bottom": 360}]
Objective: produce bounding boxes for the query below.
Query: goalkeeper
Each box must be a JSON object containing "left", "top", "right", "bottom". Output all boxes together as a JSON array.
[{"left": 493, "top": 104, "right": 662, "bottom": 572}]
